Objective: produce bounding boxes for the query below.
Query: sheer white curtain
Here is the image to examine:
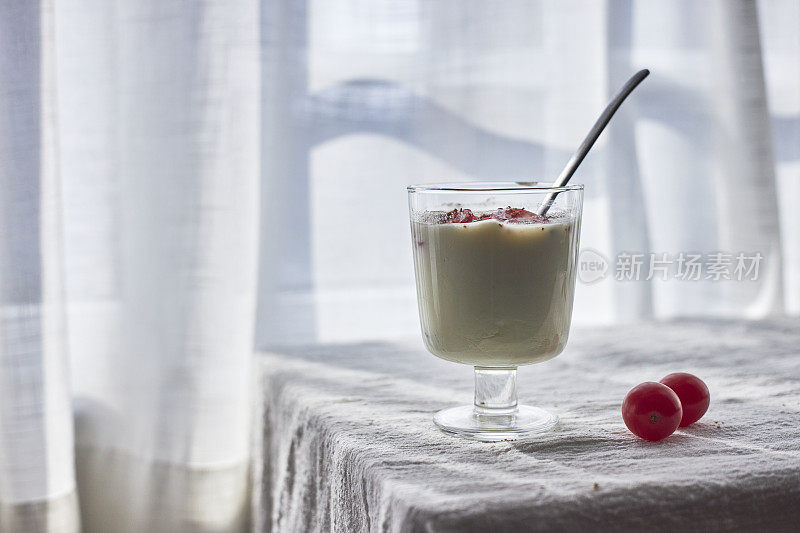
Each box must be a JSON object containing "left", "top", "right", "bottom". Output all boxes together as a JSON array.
[
  {"left": 58, "top": 0, "right": 259, "bottom": 531},
  {"left": 2, "top": 0, "right": 258, "bottom": 531},
  {"left": 259, "top": 0, "right": 799, "bottom": 347},
  {"left": 0, "top": 0, "right": 798, "bottom": 532}
]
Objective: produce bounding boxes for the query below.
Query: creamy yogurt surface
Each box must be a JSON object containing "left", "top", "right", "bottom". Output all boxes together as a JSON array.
[{"left": 411, "top": 208, "right": 579, "bottom": 367}]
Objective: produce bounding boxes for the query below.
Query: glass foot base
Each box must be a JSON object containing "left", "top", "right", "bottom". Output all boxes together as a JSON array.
[{"left": 433, "top": 405, "right": 558, "bottom": 442}]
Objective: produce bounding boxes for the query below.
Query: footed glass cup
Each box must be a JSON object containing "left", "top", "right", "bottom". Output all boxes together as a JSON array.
[{"left": 408, "top": 182, "right": 583, "bottom": 441}]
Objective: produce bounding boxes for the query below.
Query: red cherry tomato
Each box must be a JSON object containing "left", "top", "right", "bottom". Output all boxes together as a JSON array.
[
  {"left": 660, "top": 372, "right": 710, "bottom": 427},
  {"left": 622, "top": 382, "right": 682, "bottom": 441}
]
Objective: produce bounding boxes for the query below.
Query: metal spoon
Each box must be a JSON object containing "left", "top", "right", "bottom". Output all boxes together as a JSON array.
[{"left": 537, "top": 68, "right": 650, "bottom": 215}]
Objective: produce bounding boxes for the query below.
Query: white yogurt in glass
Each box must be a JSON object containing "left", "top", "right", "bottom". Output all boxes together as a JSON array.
[{"left": 411, "top": 214, "right": 578, "bottom": 367}]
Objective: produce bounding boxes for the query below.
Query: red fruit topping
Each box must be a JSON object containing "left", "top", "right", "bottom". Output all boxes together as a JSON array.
[
  {"left": 490, "top": 206, "right": 548, "bottom": 224},
  {"left": 445, "top": 208, "right": 476, "bottom": 223},
  {"left": 660, "top": 373, "right": 710, "bottom": 427},
  {"left": 622, "top": 382, "right": 682, "bottom": 441},
  {"left": 441, "top": 207, "right": 547, "bottom": 224}
]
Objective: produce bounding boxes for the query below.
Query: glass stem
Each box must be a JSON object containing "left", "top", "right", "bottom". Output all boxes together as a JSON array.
[{"left": 473, "top": 367, "right": 518, "bottom": 416}]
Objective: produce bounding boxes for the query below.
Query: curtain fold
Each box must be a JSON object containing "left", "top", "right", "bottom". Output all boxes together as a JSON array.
[
  {"left": 710, "top": 0, "right": 783, "bottom": 315},
  {"left": 0, "top": 1, "right": 798, "bottom": 532},
  {"left": 57, "top": 0, "right": 260, "bottom": 531},
  {"left": 0, "top": 0, "right": 78, "bottom": 530}
]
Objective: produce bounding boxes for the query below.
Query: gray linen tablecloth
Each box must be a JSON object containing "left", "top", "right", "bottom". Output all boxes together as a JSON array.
[{"left": 253, "top": 319, "right": 800, "bottom": 532}]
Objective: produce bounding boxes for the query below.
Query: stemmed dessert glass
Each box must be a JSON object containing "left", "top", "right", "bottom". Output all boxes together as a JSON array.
[{"left": 408, "top": 182, "right": 583, "bottom": 441}]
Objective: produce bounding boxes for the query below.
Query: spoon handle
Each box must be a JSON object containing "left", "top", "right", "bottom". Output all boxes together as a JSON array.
[{"left": 538, "top": 68, "right": 650, "bottom": 215}]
